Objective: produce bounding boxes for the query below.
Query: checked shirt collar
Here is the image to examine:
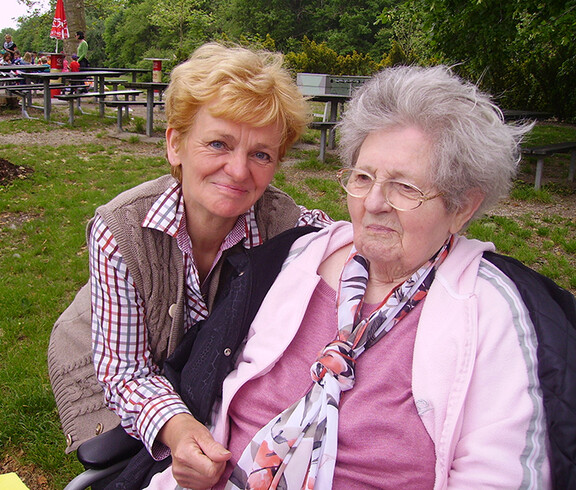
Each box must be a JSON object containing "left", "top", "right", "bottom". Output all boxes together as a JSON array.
[{"left": 141, "top": 181, "right": 263, "bottom": 324}]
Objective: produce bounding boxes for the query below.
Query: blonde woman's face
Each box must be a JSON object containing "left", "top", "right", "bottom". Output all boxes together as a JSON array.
[{"left": 166, "top": 104, "right": 283, "bottom": 228}]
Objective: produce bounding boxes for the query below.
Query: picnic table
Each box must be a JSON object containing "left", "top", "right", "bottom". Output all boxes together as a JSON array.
[
  {"left": 89, "top": 67, "right": 151, "bottom": 83},
  {"left": 503, "top": 109, "right": 552, "bottom": 121},
  {"left": 521, "top": 142, "right": 576, "bottom": 190},
  {"left": 23, "top": 70, "right": 120, "bottom": 120},
  {"left": 309, "top": 93, "right": 350, "bottom": 161},
  {"left": 0, "top": 64, "right": 50, "bottom": 74},
  {"left": 122, "top": 81, "right": 169, "bottom": 136}
]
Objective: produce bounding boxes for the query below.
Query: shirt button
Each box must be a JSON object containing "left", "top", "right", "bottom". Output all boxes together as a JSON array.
[
  {"left": 223, "top": 348, "right": 232, "bottom": 357},
  {"left": 168, "top": 303, "right": 177, "bottom": 318}
]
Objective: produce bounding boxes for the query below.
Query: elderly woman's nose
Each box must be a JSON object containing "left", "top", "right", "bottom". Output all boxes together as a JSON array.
[{"left": 363, "top": 182, "right": 393, "bottom": 213}]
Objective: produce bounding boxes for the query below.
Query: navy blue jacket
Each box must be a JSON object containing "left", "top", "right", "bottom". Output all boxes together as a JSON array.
[{"left": 484, "top": 252, "right": 576, "bottom": 489}]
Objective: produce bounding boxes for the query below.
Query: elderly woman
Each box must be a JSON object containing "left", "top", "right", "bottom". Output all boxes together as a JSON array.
[
  {"left": 147, "top": 65, "right": 563, "bottom": 489},
  {"left": 48, "top": 42, "right": 331, "bottom": 484}
]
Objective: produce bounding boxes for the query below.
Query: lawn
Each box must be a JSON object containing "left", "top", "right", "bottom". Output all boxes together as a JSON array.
[{"left": 0, "top": 109, "right": 574, "bottom": 488}]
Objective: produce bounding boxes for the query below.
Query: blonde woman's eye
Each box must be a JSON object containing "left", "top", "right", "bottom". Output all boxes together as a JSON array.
[
  {"left": 209, "top": 141, "right": 226, "bottom": 150},
  {"left": 254, "top": 151, "right": 272, "bottom": 164}
]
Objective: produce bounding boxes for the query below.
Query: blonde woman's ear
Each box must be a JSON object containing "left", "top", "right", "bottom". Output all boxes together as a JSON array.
[{"left": 165, "top": 128, "right": 181, "bottom": 168}]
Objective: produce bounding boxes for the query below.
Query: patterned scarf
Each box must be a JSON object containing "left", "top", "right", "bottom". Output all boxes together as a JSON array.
[{"left": 226, "top": 237, "right": 453, "bottom": 490}]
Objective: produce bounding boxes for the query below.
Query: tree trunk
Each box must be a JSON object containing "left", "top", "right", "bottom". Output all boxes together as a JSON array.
[{"left": 62, "top": 0, "right": 86, "bottom": 56}]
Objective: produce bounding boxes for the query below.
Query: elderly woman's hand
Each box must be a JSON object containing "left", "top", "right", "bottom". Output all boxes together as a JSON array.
[{"left": 159, "top": 413, "right": 231, "bottom": 489}]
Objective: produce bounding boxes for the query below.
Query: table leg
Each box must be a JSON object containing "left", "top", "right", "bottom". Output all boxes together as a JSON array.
[
  {"left": 97, "top": 76, "right": 105, "bottom": 117},
  {"left": 328, "top": 102, "right": 338, "bottom": 149},
  {"left": 534, "top": 157, "right": 544, "bottom": 190},
  {"left": 43, "top": 80, "right": 51, "bottom": 120},
  {"left": 131, "top": 72, "right": 137, "bottom": 100},
  {"left": 146, "top": 89, "right": 154, "bottom": 137}
]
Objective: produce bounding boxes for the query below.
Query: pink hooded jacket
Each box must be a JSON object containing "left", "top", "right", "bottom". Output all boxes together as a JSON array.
[{"left": 213, "top": 222, "right": 550, "bottom": 489}]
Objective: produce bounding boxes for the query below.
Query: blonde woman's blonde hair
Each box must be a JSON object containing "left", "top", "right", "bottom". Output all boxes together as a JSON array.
[{"left": 165, "top": 42, "right": 309, "bottom": 181}]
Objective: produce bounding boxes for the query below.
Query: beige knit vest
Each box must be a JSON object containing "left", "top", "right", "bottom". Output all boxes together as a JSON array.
[{"left": 48, "top": 174, "right": 302, "bottom": 452}]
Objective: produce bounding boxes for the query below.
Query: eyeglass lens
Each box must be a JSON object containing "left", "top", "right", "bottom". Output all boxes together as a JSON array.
[{"left": 339, "top": 169, "right": 424, "bottom": 211}]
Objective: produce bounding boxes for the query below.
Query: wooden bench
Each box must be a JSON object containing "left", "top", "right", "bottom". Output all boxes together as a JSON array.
[
  {"left": 521, "top": 142, "right": 576, "bottom": 190},
  {"left": 309, "top": 121, "right": 338, "bottom": 162},
  {"left": 105, "top": 99, "right": 165, "bottom": 132},
  {"left": 55, "top": 89, "right": 143, "bottom": 125},
  {"left": 0, "top": 76, "right": 25, "bottom": 85},
  {"left": 3, "top": 83, "right": 66, "bottom": 118},
  {"left": 103, "top": 78, "right": 134, "bottom": 100}
]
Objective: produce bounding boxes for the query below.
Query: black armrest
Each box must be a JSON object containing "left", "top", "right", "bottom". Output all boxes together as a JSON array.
[{"left": 76, "top": 424, "right": 144, "bottom": 470}]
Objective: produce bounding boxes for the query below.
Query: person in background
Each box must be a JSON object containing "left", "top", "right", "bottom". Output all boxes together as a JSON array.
[
  {"left": 75, "top": 31, "right": 89, "bottom": 68},
  {"left": 1, "top": 52, "right": 11, "bottom": 65},
  {"left": 22, "top": 52, "right": 32, "bottom": 64},
  {"left": 3, "top": 34, "right": 17, "bottom": 62},
  {"left": 12, "top": 50, "right": 24, "bottom": 65},
  {"left": 49, "top": 42, "right": 332, "bottom": 487},
  {"left": 148, "top": 64, "right": 558, "bottom": 489},
  {"left": 69, "top": 54, "right": 80, "bottom": 72}
]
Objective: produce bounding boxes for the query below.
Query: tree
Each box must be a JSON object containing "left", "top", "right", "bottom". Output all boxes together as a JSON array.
[
  {"left": 220, "top": 0, "right": 389, "bottom": 57},
  {"left": 62, "top": 0, "right": 86, "bottom": 56},
  {"left": 382, "top": 0, "right": 576, "bottom": 120},
  {"left": 148, "top": 0, "right": 214, "bottom": 62}
]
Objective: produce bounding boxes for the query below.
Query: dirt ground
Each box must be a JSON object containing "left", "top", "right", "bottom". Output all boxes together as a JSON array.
[
  {"left": 0, "top": 452, "right": 51, "bottom": 489},
  {"left": 1, "top": 102, "right": 575, "bottom": 218}
]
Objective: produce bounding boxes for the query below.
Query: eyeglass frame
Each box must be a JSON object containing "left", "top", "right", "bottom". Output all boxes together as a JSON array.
[{"left": 336, "top": 167, "right": 443, "bottom": 211}]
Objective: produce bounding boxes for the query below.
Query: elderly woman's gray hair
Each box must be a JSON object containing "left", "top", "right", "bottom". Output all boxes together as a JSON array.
[{"left": 338, "top": 65, "right": 533, "bottom": 219}]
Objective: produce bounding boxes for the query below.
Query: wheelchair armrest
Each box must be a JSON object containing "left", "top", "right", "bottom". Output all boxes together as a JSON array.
[{"left": 76, "top": 424, "right": 144, "bottom": 470}]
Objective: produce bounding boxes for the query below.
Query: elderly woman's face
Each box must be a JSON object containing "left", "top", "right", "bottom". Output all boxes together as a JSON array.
[
  {"left": 166, "top": 104, "right": 282, "bottom": 227},
  {"left": 348, "top": 126, "right": 474, "bottom": 282}
]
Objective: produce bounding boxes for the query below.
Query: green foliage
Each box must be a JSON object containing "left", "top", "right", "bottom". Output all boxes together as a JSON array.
[
  {"left": 381, "top": 41, "right": 408, "bottom": 67},
  {"left": 103, "top": 1, "right": 161, "bottom": 67},
  {"left": 285, "top": 37, "right": 339, "bottom": 75},
  {"left": 6, "top": 12, "right": 54, "bottom": 54},
  {"left": 6, "top": 0, "right": 576, "bottom": 119},
  {"left": 149, "top": 0, "right": 214, "bottom": 62},
  {"left": 284, "top": 37, "right": 377, "bottom": 76},
  {"left": 400, "top": 0, "right": 576, "bottom": 121},
  {"left": 220, "top": 0, "right": 388, "bottom": 57}
]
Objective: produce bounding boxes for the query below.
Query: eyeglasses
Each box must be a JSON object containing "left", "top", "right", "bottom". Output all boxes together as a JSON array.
[{"left": 337, "top": 168, "right": 442, "bottom": 211}]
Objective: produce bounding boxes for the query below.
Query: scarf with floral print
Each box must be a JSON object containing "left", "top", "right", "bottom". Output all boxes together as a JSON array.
[{"left": 226, "top": 237, "right": 453, "bottom": 489}]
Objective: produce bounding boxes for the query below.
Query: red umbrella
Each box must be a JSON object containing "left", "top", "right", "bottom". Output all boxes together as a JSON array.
[{"left": 50, "top": 0, "right": 70, "bottom": 51}]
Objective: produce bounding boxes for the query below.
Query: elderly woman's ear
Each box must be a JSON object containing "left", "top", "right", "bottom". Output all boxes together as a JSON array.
[{"left": 449, "top": 188, "right": 485, "bottom": 234}]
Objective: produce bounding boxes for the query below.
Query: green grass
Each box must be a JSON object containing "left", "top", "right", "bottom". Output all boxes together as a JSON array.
[
  {"left": 0, "top": 115, "right": 574, "bottom": 488},
  {"left": 0, "top": 136, "right": 168, "bottom": 487},
  {"left": 523, "top": 123, "right": 576, "bottom": 147}
]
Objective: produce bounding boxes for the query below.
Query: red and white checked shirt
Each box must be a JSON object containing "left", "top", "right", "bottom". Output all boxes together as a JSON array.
[{"left": 89, "top": 181, "right": 331, "bottom": 458}]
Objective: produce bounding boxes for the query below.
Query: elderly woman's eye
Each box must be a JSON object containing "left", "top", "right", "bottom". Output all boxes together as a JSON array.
[
  {"left": 394, "top": 181, "right": 421, "bottom": 198},
  {"left": 352, "top": 172, "right": 373, "bottom": 186}
]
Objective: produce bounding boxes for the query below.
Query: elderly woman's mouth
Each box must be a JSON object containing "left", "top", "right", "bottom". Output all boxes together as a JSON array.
[{"left": 364, "top": 223, "right": 395, "bottom": 234}]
